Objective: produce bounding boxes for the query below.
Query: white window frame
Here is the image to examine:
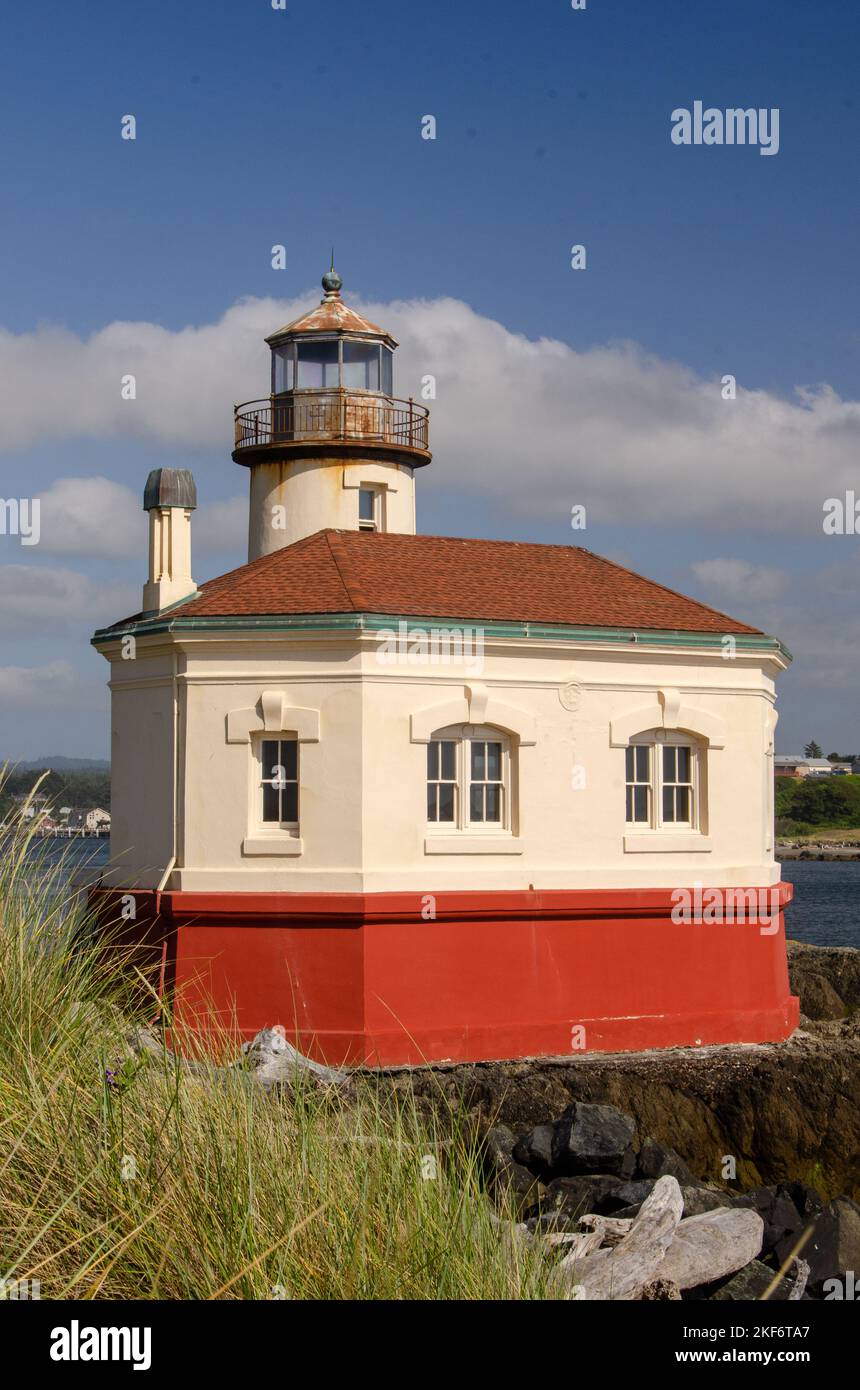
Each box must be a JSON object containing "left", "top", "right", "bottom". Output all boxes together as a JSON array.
[
  {"left": 625, "top": 730, "right": 698, "bottom": 833},
  {"left": 244, "top": 732, "right": 302, "bottom": 855},
  {"left": 358, "top": 484, "right": 384, "bottom": 532},
  {"left": 426, "top": 724, "right": 512, "bottom": 835},
  {"left": 257, "top": 734, "right": 299, "bottom": 831}
]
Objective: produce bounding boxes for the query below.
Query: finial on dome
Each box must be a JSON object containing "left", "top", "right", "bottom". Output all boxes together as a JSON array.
[{"left": 321, "top": 250, "right": 343, "bottom": 299}]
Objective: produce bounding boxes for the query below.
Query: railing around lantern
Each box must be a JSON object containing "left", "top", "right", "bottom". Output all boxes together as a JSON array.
[{"left": 233, "top": 395, "right": 430, "bottom": 453}]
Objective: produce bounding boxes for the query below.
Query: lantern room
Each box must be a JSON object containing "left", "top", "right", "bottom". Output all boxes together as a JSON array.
[
  {"left": 268, "top": 265, "right": 396, "bottom": 396},
  {"left": 233, "top": 263, "right": 431, "bottom": 560}
]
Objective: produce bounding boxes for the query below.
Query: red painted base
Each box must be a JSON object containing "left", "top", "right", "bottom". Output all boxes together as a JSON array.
[{"left": 90, "top": 885, "right": 800, "bottom": 1066}]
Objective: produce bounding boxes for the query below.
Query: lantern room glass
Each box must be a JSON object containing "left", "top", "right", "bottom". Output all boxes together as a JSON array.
[
  {"left": 272, "top": 345, "right": 294, "bottom": 394},
  {"left": 271, "top": 337, "right": 395, "bottom": 394},
  {"left": 296, "top": 340, "right": 339, "bottom": 389},
  {"left": 342, "top": 341, "right": 380, "bottom": 391}
]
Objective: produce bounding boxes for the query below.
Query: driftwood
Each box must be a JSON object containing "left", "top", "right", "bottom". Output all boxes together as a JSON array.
[
  {"left": 579, "top": 1214, "right": 634, "bottom": 1247},
  {"left": 558, "top": 1175, "right": 684, "bottom": 1300},
  {"left": 658, "top": 1208, "right": 764, "bottom": 1290},
  {"left": 545, "top": 1230, "right": 605, "bottom": 1259},
  {"left": 125, "top": 1023, "right": 350, "bottom": 1092},
  {"left": 240, "top": 1026, "right": 350, "bottom": 1089},
  {"left": 788, "top": 1258, "right": 811, "bottom": 1301}
]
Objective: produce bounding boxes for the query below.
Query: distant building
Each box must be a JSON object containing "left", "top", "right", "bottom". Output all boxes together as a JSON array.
[
  {"left": 85, "top": 808, "right": 111, "bottom": 831},
  {"left": 774, "top": 756, "right": 835, "bottom": 778}
]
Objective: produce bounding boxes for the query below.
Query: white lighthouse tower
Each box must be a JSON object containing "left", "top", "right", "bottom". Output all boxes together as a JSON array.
[{"left": 233, "top": 262, "right": 431, "bottom": 560}]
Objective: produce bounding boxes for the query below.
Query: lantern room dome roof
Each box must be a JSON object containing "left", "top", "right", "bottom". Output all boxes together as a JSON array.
[{"left": 265, "top": 263, "right": 396, "bottom": 347}]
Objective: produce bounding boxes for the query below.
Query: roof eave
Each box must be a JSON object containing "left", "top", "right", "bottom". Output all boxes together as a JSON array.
[{"left": 91, "top": 610, "right": 792, "bottom": 664}]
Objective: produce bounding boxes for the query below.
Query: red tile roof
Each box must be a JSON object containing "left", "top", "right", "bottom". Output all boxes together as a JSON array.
[{"left": 123, "top": 530, "right": 762, "bottom": 635}]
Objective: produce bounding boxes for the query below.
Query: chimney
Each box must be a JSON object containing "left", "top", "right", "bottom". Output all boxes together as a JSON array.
[{"left": 142, "top": 468, "right": 198, "bottom": 613}]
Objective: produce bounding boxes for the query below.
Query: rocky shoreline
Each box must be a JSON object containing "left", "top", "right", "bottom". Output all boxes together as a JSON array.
[{"left": 777, "top": 840, "right": 860, "bottom": 860}]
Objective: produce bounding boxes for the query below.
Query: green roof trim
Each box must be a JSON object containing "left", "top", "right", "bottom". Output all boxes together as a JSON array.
[{"left": 91, "top": 610, "right": 792, "bottom": 662}]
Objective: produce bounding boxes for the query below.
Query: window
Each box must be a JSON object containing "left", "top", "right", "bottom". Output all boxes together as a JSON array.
[
  {"left": 271, "top": 344, "right": 294, "bottom": 394},
  {"left": 661, "top": 744, "right": 692, "bottom": 824},
  {"left": 625, "top": 734, "right": 696, "bottom": 830},
  {"left": 426, "top": 726, "right": 510, "bottom": 831},
  {"left": 358, "top": 486, "right": 383, "bottom": 531},
  {"left": 469, "top": 739, "right": 503, "bottom": 822},
  {"left": 296, "top": 340, "right": 339, "bottom": 389},
  {"left": 381, "top": 346, "right": 393, "bottom": 395},
  {"left": 427, "top": 739, "right": 456, "bottom": 822},
  {"left": 260, "top": 738, "right": 298, "bottom": 826},
  {"left": 625, "top": 745, "right": 651, "bottom": 824},
  {"left": 342, "top": 341, "right": 380, "bottom": 391}
]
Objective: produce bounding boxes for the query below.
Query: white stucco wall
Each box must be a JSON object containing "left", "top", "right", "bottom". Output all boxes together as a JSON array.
[
  {"left": 247, "top": 457, "right": 416, "bottom": 558},
  {"left": 98, "top": 627, "right": 785, "bottom": 893}
]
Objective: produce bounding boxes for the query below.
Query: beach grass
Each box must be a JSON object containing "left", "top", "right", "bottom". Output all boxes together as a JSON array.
[{"left": 0, "top": 783, "right": 557, "bottom": 1301}]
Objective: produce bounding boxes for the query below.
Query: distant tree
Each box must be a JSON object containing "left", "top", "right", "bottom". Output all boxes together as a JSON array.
[
  {"left": 804, "top": 741, "right": 823, "bottom": 759},
  {"left": 790, "top": 779, "right": 855, "bottom": 826},
  {"left": 827, "top": 752, "right": 841, "bottom": 762}
]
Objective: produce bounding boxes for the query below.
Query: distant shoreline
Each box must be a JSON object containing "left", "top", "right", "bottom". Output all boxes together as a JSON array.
[{"left": 777, "top": 841, "right": 860, "bottom": 861}]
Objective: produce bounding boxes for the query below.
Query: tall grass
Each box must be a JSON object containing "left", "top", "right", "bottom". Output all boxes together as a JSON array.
[{"left": 0, "top": 785, "right": 558, "bottom": 1300}]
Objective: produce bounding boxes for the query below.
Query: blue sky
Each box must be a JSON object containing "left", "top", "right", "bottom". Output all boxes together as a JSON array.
[{"left": 1, "top": 0, "right": 859, "bottom": 757}]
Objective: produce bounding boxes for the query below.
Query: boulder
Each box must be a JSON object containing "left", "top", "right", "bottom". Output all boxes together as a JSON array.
[
  {"left": 658, "top": 1208, "right": 764, "bottom": 1290},
  {"left": 550, "top": 1102, "right": 637, "bottom": 1178},
  {"left": 537, "top": 1174, "right": 625, "bottom": 1225},
  {"left": 732, "top": 1185, "right": 803, "bottom": 1256},
  {"left": 781, "top": 1181, "right": 825, "bottom": 1222},
  {"left": 604, "top": 1179, "right": 656, "bottom": 1212},
  {"left": 831, "top": 1196, "right": 860, "bottom": 1272},
  {"left": 610, "top": 1182, "right": 729, "bottom": 1220},
  {"left": 681, "top": 1186, "right": 731, "bottom": 1218},
  {"left": 778, "top": 1195, "right": 860, "bottom": 1295},
  {"left": 711, "top": 1259, "right": 795, "bottom": 1301},
  {"left": 512, "top": 1123, "right": 555, "bottom": 1173},
  {"left": 787, "top": 941, "right": 860, "bottom": 1014},
  {"left": 637, "top": 1136, "right": 694, "bottom": 1184},
  {"left": 794, "top": 972, "right": 846, "bottom": 1021},
  {"left": 484, "top": 1125, "right": 543, "bottom": 1215}
]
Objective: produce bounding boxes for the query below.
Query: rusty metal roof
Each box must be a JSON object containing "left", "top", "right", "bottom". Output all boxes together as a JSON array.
[{"left": 266, "top": 265, "right": 396, "bottom": 345}]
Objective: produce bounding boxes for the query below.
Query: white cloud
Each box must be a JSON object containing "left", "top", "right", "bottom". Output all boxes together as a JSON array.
[
  {"left": 1, "top": 294, "right": 859, "bottom": 534},
  {"left": 36, "top": 476, "right": 144, "bottom": 556},
  {"left": 0, "top": 565, "right": 138, "bottom": 633},
  {"left": 194, "top": 495, "right": 247, "bottom": 552},
  {"left": 19, "top": 477, "right": 246, "bottom": 560},
  {"left": 0, "top": 660, "right": 83, "bottom": 709},
  {"left": 690, "top": 558, "right": 790, "bottom": 603}
]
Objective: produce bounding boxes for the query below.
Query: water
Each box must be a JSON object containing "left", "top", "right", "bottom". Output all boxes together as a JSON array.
[
  {"left": 19, "top": 840, "right": 860, "bottom": 949},
  {"left": 30, "top": 837, "right": 111, "bottom": 880},
  {"left": 780, "top": 859, "right": 860, "bottom": 948}
]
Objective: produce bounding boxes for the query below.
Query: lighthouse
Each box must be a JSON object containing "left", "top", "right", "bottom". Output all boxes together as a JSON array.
[
  {"left": 234, "top": 262, "right": 430, "bottom": 559},
  {"left": 91, "top": 265, "right": 799, "bottom": 1066}
]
